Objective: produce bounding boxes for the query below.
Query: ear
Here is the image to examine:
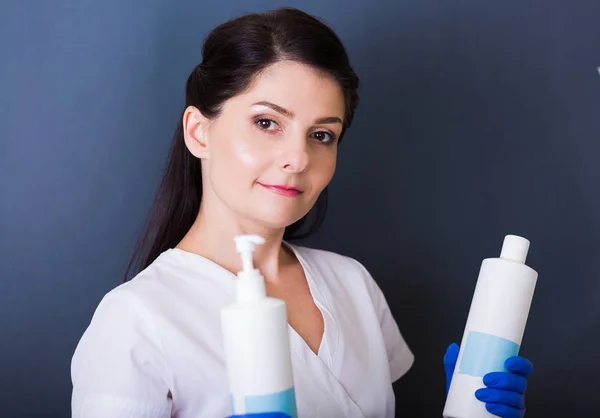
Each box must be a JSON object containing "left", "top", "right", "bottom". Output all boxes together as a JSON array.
[{"left": 182, "top": 106, "right": 210, "bottom": 159}]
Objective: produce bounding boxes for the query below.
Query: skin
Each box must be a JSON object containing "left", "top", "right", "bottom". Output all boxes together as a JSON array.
[{"left": 176, "top": 60, "right": 346, "bottom": 354}]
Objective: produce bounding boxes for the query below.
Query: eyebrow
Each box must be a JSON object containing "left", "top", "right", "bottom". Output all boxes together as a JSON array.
[{"left": 252, "top": 101, "right": 343, "bottom": 125}]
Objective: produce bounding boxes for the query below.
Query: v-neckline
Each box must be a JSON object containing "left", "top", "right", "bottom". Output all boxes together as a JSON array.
[
  {"left": 167, "top": 243, "right": 337, "bottom": 366},
  {"left": 283, "top": 242, "right": 336, "bottom": 368}
]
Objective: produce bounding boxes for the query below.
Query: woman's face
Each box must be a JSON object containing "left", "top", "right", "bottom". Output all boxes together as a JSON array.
[{"left": 184, "top": 60, "right": 345, "bottom": 231}]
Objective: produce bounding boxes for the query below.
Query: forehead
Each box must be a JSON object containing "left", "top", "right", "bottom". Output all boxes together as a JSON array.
[{"left": 228, "top": 60, "right": 345, "bottom": 120}]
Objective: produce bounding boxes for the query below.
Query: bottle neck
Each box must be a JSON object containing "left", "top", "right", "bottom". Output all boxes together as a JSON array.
[{"left": 236, "top": 270, "right": 266, "bottom": 303}]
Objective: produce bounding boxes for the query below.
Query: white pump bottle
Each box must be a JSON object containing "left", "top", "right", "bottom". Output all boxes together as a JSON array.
[
  {"left": 221, "top": 234, "right": 297, "bottom": 418},
  {"left": 443, "top": 234, "right": 538, "bottom": 418}
]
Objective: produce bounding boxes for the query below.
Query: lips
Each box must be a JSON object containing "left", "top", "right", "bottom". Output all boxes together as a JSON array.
[{"left": 258, "top": 183, "right": 303, "bottom": 197}]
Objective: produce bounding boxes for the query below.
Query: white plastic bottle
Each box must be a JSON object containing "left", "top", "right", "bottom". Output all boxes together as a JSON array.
[
  {"left": 443, "top": 235, "right": 538, "bottom": 418},
  {"left": 221, "top": 234, "right": 297, "bottom": 418}
]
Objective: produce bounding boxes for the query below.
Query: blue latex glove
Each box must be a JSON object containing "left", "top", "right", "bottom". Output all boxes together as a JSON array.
[
  {"left": 444, "top": 342, "right": 533, "bottom": 418},
  {"left": 228, "top": 414, "right": 290, "bottom": 418}
]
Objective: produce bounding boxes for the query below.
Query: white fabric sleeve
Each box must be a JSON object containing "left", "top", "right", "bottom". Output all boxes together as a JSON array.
[
  {"left": 71, "top": 287, "right": 172, "bottom": 418},
  {"left": 358, "top": 262, "right": 415, "bottom": 383}
]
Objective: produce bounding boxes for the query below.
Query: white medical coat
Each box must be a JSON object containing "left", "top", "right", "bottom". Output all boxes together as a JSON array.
[{"left": 71, "top": 243, "right": 414, "bottom": 418}]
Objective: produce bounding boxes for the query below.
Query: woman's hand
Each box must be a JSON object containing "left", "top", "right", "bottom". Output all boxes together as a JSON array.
[{"left": 444, "top": 342, "right": 533, "bottom": 418}]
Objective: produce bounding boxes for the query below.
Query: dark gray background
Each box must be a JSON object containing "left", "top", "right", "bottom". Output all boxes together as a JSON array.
[{"left": 2, "top": 0, "right": 599, "bottom": 417}]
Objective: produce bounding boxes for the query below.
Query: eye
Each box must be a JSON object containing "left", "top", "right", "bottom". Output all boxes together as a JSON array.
[
  {"left": 311, "top": 131, "right": 336, "bottom": 143},
  {"left": 255, "top": 118, "right": 280, "bottom": 131}
]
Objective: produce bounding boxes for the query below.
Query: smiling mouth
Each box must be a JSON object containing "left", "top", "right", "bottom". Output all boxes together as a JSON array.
[{"left": 258, "top": 183, "right": 303, "bottom": 197}]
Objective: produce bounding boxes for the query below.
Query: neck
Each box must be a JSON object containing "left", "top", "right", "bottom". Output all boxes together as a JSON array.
[{"left": 176, "top": 199, "right": 292, "bottom": 281}]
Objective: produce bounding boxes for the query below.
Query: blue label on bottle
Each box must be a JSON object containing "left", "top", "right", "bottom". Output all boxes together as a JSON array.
[
  {"left": 236, "top": 387, "right": 297, "bottom": 418},
  {"left": 458, "top": 331, "right": 520, "bottom": 377}
]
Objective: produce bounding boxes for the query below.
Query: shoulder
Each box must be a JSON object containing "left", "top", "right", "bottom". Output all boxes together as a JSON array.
[
  {"left": 72, "top": 251, "right": 182, "bottom": 373},
  {"left": 81, "top": 248, "right": 235, "bottom": 338},
  {"left": 83, "top": 250, "right": 180, "bottom": 330},
  {"left": 71, "top": 255, "right": 175, "bottom": 415}
]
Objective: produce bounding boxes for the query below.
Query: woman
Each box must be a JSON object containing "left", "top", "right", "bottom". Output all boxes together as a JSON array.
[{"left": 71, "top": 7, "right": 532, "bottom": 418}]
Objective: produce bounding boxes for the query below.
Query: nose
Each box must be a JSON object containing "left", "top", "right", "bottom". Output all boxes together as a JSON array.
[{"left": 277, "top": 137, "right": 309, "bottom": 173}]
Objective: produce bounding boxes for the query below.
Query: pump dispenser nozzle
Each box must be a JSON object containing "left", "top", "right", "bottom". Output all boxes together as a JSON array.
[
  {"left": 234, "top": 234, "right": 265, "bottom": 274},
  {"left": 233, "top": 234, "right": 267, "bottom": 303}
]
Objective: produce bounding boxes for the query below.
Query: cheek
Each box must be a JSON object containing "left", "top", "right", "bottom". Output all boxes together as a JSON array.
[
  {"left": 230, "top": 138, "right": 264, "bottom": 168},
  {"left": 210, "top": 126, "right": 270, "bottom": 187},
  {"left": 224, "top": 120, "right": 267, "bottom": 168},
  {"left": 311, "top": 153, "right": 337, "bottom": 189}
]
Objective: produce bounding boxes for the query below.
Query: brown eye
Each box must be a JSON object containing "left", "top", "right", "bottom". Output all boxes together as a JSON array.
[
  {"left": 311, "top": 131, "right": 335, "bottom": 143},
  {"left": 255, "top": 118, "right": 279, "bottom": 131}
]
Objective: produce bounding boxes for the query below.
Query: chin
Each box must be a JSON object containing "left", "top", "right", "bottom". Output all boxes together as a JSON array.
[{"left": 250, "top": 208, "right": 308, "bottom": 231}]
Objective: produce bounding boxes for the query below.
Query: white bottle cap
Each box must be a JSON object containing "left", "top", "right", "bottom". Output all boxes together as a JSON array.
[{"left": 499, "top": 234, "right": 530, "bottom": 264}]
